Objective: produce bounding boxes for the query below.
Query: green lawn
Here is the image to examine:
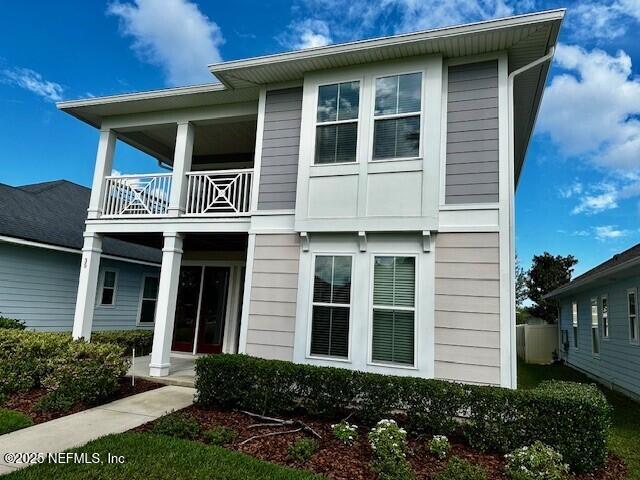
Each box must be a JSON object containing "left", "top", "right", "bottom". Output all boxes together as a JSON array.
[
  {"left": 518, "top": 360, "right": 640, "bottom": 480},
  {"left": 0, "top": 408, "right": 33, "bottom": 435},
  {"left": 5, "top": 432, "right": 323, "bottom": 480}
]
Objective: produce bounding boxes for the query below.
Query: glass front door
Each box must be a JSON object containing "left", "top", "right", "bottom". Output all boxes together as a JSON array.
[{"left": 172, "top": 265, "right": 230, "bottom": 354}]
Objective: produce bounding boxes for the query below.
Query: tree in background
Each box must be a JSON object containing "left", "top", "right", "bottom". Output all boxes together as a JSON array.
[
  {"left": 515, "top": 255, "right": 527, "bottom": 308},
  {"left": 526, "top": 252, "right": 577, "bottom": 322}
]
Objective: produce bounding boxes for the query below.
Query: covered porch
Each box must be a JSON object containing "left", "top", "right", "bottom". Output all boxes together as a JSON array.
[{"left": 129, "top": 353, "right": 198, "bottom": 387}]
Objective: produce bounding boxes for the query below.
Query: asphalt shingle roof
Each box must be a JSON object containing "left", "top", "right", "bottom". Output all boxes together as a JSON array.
[{"left": 0, "top": 180, "right": 161, "bottom": 264}]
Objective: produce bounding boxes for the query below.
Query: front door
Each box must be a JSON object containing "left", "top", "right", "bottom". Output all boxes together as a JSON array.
[{"left": 172, "top": 265, "right": 230, "bottom": 354}]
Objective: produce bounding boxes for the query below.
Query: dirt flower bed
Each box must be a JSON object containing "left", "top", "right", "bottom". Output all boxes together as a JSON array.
[
  {"left": 3, "top": 378, "right": 161, "bottom": 424},
  {"left": 135, "top": 405, "right": 626, "bottom": 480}
]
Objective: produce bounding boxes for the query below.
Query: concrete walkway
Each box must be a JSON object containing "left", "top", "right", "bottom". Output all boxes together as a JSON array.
[
  {"left": 128, "top": 353, "right": 198, "bottom": 387},
  {"left": 0, "top": 385, "right": 195, "bottom": 475}
]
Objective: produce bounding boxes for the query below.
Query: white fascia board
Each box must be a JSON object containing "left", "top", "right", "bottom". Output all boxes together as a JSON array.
[
  {"left": 0, "top": 235, "right": 161, "bottom": 267},
  {"left": 208, "top": 9, "right": 565, "bottom": 77}
]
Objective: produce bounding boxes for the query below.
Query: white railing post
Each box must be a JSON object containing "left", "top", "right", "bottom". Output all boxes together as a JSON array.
[
  {"left": 88, "top": 129, "right": 116, "bottom": 220},
  {"left": 101, "top": 173, "right": 172, "bottom": 217},
  {"left": 168, "top": 121, "right": 195, "bottom": 217}
]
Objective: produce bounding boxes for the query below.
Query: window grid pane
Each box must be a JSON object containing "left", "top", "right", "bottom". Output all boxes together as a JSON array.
[
  {"left": 315, "top": 81, "right": 359, "bottom": 165},
  {"left": 602, "top": 297, "right": 608, "bottom": 337}
]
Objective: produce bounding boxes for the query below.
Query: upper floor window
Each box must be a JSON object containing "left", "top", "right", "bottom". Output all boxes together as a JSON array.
[
  {"left": 373, "top": 72, "right": 422, "bottom": 160},
  {"left": 629, "top": 288, "right": 638, "bottom": 344},
  {"left": 99, "top": 270, "right": 118, "bottom": 306},
  {"left": 315, "top": 81, "right": 360, "bottom": 164},
  {"left": 572, "top": 301, "right": 578, "bottom": 349},
  {"left": 310, "top": 255, "right": 352, "bottom": 358}
]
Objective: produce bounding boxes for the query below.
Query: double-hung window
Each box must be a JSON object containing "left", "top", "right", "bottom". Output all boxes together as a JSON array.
[
  {"left": 591, "top": 297, "right": 600, "bottom": 355},
  {"left": 371, "top": 256, "right": 416, "bottom": 366},
  {"left": 138, "top": 276, "right": 159, "bottom": 324},
  {"left": 601, "top": 295, "right": 609, "bottom": 338},
  {"left": 99, "top": 270, "right": 117, "bottom": 306},
  {"left": 310, "top": 255, "right": 352, "bottom": 358},
  {"left": 373, "top": 72, "right": 422, "bottom": 160},
  {"left": 572, "top": 301, "right": 578, "bottom": 349},
  {"left": 629, "top": 288, "right": 638, "bottom": 343},
  {"left": 315, "top": 81, "right": 360, "bottom": 164}
]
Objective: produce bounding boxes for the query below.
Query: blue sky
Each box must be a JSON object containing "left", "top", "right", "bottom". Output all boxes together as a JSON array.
[{"left": 1, "top": 0, "right": 640, "bottom": 276}]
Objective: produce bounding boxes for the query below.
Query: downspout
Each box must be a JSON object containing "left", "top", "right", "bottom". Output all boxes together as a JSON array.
[{"left": 506, "top": 46, "right": 555, "bottom": 388}]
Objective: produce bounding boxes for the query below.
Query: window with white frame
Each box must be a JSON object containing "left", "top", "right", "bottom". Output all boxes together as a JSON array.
[
  {"left": 372, "top": 72, "right": 422, "bottom": 160},
  {"left": 601, "top": 295, "right": 609, "bottom": 338},
  {"left": 138, "top": 276, "right": 159, "bottom": 324},
  {"left": 371, "top": 256, "right": 415, "bottom": 366},
  {"left": 572, "top": 301, "right": 578, "bottom": 349},
  {"left": 629, "top": 288, "right": 638, "bottom": 343},
  {"left": 314, "top": 81, "right": 360, "bottom": 164},
  {"left": 591, "top": 297, "right": 599, "bottom": 355},
  {"left": 99, "top": 270, "right": 117, "bottom": 306},
  {"left": 310, "top": 255, "right": 352, "bottom": 358}
]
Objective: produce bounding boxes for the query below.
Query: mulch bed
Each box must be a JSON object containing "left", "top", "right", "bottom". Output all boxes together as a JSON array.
[
  {"left": 3, "top": 377, "right": 162, "bottom": 424},
  {"left": 135, "top": 405, "right": 627, "bottom": 480}
]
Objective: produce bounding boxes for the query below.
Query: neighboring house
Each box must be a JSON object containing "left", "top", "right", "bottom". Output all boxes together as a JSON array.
[
  {"left": 57, "top": 10, "right": 564, "bottom": 386},
  {"left": 546, "top": 243, "right": 640, "bottom": 400},
  {"left": 0, "top": 180, "right": 161, "bottom": 331}
]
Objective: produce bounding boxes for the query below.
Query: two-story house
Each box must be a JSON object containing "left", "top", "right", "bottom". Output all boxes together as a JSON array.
[{"left": 58, "top": 9, "right": 564, "bottom": 387}]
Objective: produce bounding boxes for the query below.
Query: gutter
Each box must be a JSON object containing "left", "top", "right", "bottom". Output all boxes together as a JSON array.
[{"left": 506, "top": 46, "right": 556, "bottom": 388}]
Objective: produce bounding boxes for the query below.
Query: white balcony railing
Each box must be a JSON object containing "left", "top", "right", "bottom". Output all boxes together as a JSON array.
[
  {"left": 102, "top": 173, "right": 172, "bottom": 217},
  {"left": 185, "top": 169, "right": 253, "bottom": 216}
]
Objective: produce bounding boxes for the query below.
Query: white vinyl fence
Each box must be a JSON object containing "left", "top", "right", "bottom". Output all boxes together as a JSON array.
[{"left": 516, "top": 324, "right": 558, "bottom": 365}]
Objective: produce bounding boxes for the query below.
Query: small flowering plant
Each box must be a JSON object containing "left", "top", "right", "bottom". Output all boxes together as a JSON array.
[
  {"left": 505, "top": 442, "right": 569, "bottom": 480},
  {"left": 428, "top": 435, "right": 451, "bottom": 460},
  {"left": 331, "top": 420, "right": 358, "bottom": 445},
  {"left": 368, "top": 419, "right": 414, "bottom": 480}
]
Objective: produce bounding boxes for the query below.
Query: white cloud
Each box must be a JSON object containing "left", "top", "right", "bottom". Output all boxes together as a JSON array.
[
  {"left": 571, "top": 183, "right": 618, "bottom": 215},
  {"left": 1, "top": 68, "right": 64, "bottom": 102},
  {"left": 594, "top": 225, "right": 629, "bottom": 241},
  {"left": 559, "top": 181, "right": 583, "bottom": 199},
  {"left": 280, "top": 0, "right": 523, "bottom": 50},
  {"left": 569, "top": 0, "right": 640, "bottom": 40},
  {"left": 107, "top": 0, "right": 223, "bottom": 86},
  {"left": 538, "top": 44, "right": 640, "bottom": 173}
]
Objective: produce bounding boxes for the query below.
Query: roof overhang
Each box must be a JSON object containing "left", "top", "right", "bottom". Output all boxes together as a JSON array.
[{"left": 545, "top": 256, "right": 640, "bottom": 299}]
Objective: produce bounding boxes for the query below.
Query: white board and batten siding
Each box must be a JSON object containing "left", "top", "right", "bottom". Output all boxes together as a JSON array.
[
  {"left": 257, "top": 88, "right": 302, "bottom": 211},
  {"left": 244, "top": 234, "right": 301, "bottom": 360},
  {"left": 445, "top": 60, "right": 499, "bottom": 204},
  {"left": 434, "top": 232, "right": 501, "bottom": 385},
  {"left": 0, "top": 242, "right": 159, "bottom": 331}
]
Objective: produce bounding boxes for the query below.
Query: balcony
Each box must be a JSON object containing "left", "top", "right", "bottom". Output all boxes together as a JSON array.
[{"left": 101, "top": 168, "right": 253, "bottom": 218}]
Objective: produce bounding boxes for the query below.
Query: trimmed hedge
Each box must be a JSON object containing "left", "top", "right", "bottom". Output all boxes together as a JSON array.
[
  {"left": 91, "top": 330, "right": 154, "bottom": 356},
  {"left": 0, "top": 330, "right": 130, "bottom": 410},
  {"left": 195, "top": 354, "right": 611, "bottom": 473}
]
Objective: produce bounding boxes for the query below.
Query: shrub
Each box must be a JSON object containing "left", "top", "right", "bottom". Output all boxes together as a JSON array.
[
  {"left": 0, "top": 330, "right": 130, "bottom": 411},
  {"left": 0, "top": 316, "right": 25, "bottom": 330},
  {"left": 434, "top": 457, "right": 487, "bottom": 480},
  {"left": 151, "top": 412, "right": 201, "bottom": 440},
  {"left": 0, "top": 408, "right": 33, "bottom": 434},
  {"left": 428, "top": 435, "right": 451, "bottom": 460},
  {"left": 331, "top": 420, "right": 358, "bottom": 445},
  {"left": 287, "top": 438, "right": 318, "bottom": 463},
  {"left": 194, "top": 354, "right": 611, "bottom": 473},
  {"left": 204, "top": 426, "right": 237, "bottom": 446},
  {"left": 91, "top": 330, "right": 154, "bottom": 356},
  {"left": 505, "top": 442, "right": 569, "bottom": 480},
  {"left": 368, "top": 419, "right": 413, "bottom": 480}
]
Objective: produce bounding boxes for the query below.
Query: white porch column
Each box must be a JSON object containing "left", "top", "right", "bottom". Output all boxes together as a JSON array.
[
  {"left": 168, "top": 121, "right": 194, "bottom": 217},
  {"left": 72, "top": 233, "right": 103, "bottom": 340},
  {"left": 87, "top": 129, "right": 116, "bottom": 220},
  {"left": 149, "top": 232, "right": 184, "bottom": 377}
]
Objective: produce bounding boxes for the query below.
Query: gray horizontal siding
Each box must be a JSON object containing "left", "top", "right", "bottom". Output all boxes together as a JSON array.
[
  {"left": 257, "top": 88, "right": 302, "bottom": 211},
  {"left": 0, "top": 242, "right": 158, "bottom": 332},
  {"left": 245, "top": 234, "right": 300, "bottom": 361},
  {"left": 445, "top": 61, "right": 499, "bottom": 205},
  {"left": 559, "top": 273, "right": 640, "bottom": 398},
  {"left": 434, "top": 233, "right": 501, "bottom": 386}
]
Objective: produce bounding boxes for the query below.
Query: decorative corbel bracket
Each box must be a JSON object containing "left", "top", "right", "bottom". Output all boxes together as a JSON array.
[{"left": 358, "top": 231, "right": 367, "bottom": 252}]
